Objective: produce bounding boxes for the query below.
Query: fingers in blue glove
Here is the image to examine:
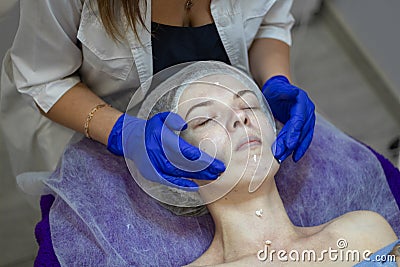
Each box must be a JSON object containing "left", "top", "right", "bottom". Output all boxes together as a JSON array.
[
  {"left": 154, "top": 153, "right": 224, "bottom": 181},
  {"left": 293, "top": 114, "right": 315, "bottom": 162},
  {"left": 156, "top": 112, "right": 226, "bottom": 179},
  {"left": 272, "top": 137, "right": 291, "bottom": 163},
  {"left": 274, "top": 112, "right": 315, "bottom": 163},
  {"left": 272, "top": 119, "right": 301, "bottom": 163},
  {"left": 289, "top": 93, "right": 315, "bottom": 162},
  {"left": 162, "top": 174, "right": 199, "bottom": 191},
  {"left": 285, "top": 117, "right": 304, "bottom": 150},
  {"left": 279, "top": 150, "right": 292, "bottom": 164},
  {"left": 272, "top": 128, "right": 289, "bottom": 161},
  {"left": 178, "top": 137, "right": 225, "bottom": 174},
  {"left": 137, "top": 150, "right": 200, "bottom": 190},
  {"left": 286, "top": 90, "right": 310, "bottom": 148},
  {"left": 159, "top": 111, "right": 188, "bottom": 131},
  {"left": 264, "top": 76, "right": 316, "bottom": 163}
]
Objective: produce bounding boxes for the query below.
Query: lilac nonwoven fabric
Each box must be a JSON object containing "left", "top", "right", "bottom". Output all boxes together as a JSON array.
[{"left": 37, "top": 115, "right": 400, "bottom": 266}]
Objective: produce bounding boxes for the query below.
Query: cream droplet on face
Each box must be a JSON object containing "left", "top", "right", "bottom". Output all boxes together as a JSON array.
[
  {"left": 253, "top": 154, "right": 257, "bottom": 162},
  {"left": 255, "top": 209, "right": 263, "bottom": 217}
]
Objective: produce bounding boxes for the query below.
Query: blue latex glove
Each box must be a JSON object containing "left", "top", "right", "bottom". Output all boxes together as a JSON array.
[
  {"left": 107, "top": 112, "right": 226, "bottom": 189},
  {"left": 262, "top": 75, "right": 316, "bottom": 163}
]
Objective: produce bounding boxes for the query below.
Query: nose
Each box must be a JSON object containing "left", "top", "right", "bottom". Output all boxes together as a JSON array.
[{"left": 228, "top": 109, "right": 251, "bottom": 132}]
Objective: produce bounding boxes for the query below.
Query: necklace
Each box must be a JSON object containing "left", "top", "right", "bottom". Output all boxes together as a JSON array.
[{"left": 184, "top": 0, "right": 194, "bottom": 10}]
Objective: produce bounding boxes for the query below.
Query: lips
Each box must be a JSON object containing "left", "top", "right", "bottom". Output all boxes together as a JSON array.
[{"left": 236, "top": 135, "right": 262, "bottom": 151}]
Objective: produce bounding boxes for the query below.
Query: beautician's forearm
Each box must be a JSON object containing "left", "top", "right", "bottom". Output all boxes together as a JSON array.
[
  {"left": 249, "top": 38, "right": 291, "bottom": 87},
  {"left": 38, "top": 82, "right": 123, "bottom": 145}
]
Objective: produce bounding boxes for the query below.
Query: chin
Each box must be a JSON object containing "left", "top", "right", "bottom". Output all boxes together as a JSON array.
[{"left": 196, "top": 156, "right": 280, "bottom": 203}]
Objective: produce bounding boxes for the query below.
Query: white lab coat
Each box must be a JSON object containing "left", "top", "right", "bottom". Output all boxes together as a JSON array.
[{"left": 0, "top": 0, "right": 294, "bottom": 178}]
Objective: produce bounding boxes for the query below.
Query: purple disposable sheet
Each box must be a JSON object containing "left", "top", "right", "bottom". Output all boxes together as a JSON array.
[{"left": 40, "top": 115, "right": 400, "bottom": 266}]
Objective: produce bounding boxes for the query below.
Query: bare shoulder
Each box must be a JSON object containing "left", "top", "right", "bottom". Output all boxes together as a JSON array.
[{"left": 326, "top": 210, "right": 398, "bottom": 252}]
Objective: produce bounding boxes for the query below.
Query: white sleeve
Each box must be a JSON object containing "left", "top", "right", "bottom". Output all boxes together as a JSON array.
[
  {"left": 255, "top": 0, "right": 295, "bottom": 46},
  {"left": 10, "top": 0, "right": 84, "bottom": 112}
]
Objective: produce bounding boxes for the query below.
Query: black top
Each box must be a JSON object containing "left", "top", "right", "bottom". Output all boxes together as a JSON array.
[{"left": 151, "top": 21, "right": 231, "bottom": 74}]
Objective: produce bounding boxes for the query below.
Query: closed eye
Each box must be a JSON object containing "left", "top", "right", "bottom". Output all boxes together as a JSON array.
[
  {"left": 197, "top": 118, "right": 212, "bottom": 127},
  {"left": 243, "top": 107, "right": 260, "bottom": 110}
]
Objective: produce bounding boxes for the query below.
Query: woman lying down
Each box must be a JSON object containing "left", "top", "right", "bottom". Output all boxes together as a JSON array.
[{"left": 134, "top": 62, "right": 400, "bottom": 266}]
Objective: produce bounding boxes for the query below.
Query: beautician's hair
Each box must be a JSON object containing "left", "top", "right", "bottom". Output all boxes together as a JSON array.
[{"left": 94, "top": 0, "right": 147, "bottom": 42}]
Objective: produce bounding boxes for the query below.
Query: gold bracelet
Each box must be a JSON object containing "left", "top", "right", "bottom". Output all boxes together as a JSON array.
[{"left": 84, "top": 104, "right": 110, "bottom": 139}]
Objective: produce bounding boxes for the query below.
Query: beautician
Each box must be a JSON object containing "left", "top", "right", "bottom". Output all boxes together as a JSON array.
[{"left": 0, "top": 0, "right": 315, "bottom": 188}]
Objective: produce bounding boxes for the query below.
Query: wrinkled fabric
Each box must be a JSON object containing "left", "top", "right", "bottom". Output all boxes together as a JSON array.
[
  {"left": 366, "top": 145, "right": 400, "bottom": 209},
  {"left": 47, "top": 149, "right": 215, "bottom": 266},
  {"left": 42, "top": 114, "right": 400, "bottom": 266},
  {"left": 275, "top": 117, "right": 400, "bottom": 230}
]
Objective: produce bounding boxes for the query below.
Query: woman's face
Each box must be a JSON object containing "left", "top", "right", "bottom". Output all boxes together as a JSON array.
[{"left": 177, "top": 74, "right": 279, "bottom": 191}]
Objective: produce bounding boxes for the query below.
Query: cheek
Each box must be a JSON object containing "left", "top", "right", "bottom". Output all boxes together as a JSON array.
[
  {"left": 257, "top": 114, "right": 275, "bottom": 145},
  {"left": 202, "top": 131, "right": 230, "bottom": 160},
  {"left": 182, "top": 127, "right": 231, "bottom": 163},
  {"left": 259, "top": 121, "right": 276, "bottom": 167}
]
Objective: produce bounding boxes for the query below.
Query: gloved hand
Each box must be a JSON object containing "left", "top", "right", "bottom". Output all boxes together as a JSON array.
[
  {"left": 262, "top": 75, "right": 315, "bottom": 163},
  {"left": 107, "top": 112, "right": 226, "bottom": 189}
]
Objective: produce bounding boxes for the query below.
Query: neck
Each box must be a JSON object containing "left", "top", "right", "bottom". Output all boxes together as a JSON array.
[{"left": 205, "top": 178, "right": 301, "bottom": 262}]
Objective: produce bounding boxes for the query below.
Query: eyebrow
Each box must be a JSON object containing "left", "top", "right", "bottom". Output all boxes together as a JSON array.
[
  {"left": 185, "top": 100, "right": 214, "bottom": 120},
  {"left": 185, "top": 90, "right": 258, "bottom": 120},
  {"left": 236, "top": 89, "right": 257, "bottom": 98}
]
